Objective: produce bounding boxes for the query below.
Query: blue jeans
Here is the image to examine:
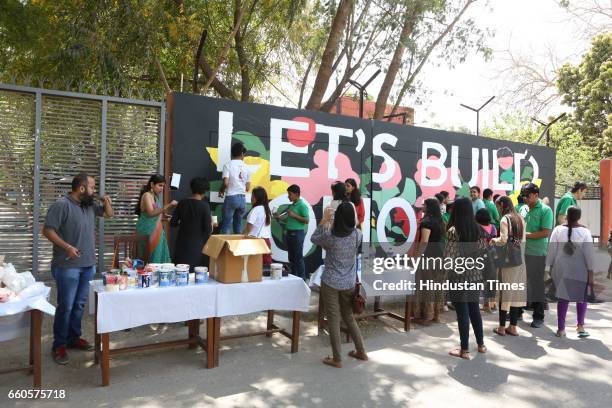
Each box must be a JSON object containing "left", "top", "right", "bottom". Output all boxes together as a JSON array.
[
  {"left": 286, "top": 229, "right": 306, "bottom": 280},
  {"left": 453, "top": 302, "right": 484, "bottom": 351},
  {"left": 221, "top": 194, "right": 246, "bottom": 234},
  {"left": 51, "top": 265, "right": 95, "bottom": 350}
]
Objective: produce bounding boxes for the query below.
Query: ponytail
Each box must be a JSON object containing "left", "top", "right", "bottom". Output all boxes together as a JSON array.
[{"left": 563, "top": 206, "right": 581, "bottom": 255}]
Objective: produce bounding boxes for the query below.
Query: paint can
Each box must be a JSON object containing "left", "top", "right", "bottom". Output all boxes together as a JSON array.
[
  {"left": 194, "top": 266, "right": 208, "bottom": 284},
  {"left": 158, "top": 268, "right": 173, "bottom": 287},
  {"left": 175, "top": 265, "right": 189, "bottom": 286},
  {"left": 270, "top": 263, "right": 283, "bottom": 280}
]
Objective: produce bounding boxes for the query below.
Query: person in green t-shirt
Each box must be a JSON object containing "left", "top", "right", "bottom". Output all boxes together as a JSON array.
[
  {"left": 482, "top": 188, "right": 500, "bottom": 231},
  {"left": 275, "top": 184, "right": 309, "bottom": 280},
  {"left": 523, "top": 183, "right": 553, "bottom": 328},
  {"left": 555, "top": 182, "right": 587, "bottom": 226}
]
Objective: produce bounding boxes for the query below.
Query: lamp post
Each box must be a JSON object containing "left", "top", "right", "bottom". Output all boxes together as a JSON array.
[
  {"left": 348, "top": 69, "right": 381, "bottom": 118},
  {"left": 531, "top": 113, "right": 567, "bottom": 146},
  {"left": 460, "top": 96, "right": 495, "bottom": 136}
]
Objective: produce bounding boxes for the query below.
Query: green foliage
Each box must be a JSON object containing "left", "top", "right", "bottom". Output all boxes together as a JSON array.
[
  {"left": 483, "top": 113, "right": 600, "bottom": 185},
  {"left": 557, "top": 33, "right": 612, "bottom": 160}
]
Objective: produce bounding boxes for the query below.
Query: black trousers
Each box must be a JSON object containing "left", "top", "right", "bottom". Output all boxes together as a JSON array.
[
  {"left": 499, "top": 307, "right": 522, "bottom": 326},
  {"left": 525, "top": 255, "right": 546, "bottom": 321}
]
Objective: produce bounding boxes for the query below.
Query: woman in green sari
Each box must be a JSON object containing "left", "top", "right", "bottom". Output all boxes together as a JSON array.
[{"left": 135, "top": 174, "right": 177, "bottom": 263}]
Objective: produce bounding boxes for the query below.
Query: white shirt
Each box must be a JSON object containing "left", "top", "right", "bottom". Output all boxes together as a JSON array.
[
  {"left": 222, "top": 159, "right": 251, "bottom": 196},
  {"left": 247, "top": 205, "right": 271, "bottom": 238}
]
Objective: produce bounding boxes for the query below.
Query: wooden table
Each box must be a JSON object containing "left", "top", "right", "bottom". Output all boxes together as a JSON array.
[
  {"left": 93, "top": 292, "right": 214, "bottom": 386},
  {"left": 209, "top": 310, "right": 301, "bottom": 368},
  {"left": 0, "top": 309, "right": 42, "bottom": 388}
]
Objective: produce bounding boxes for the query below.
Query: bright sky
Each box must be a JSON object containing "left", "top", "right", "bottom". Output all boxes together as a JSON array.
[{"left": 361, "top": 0, "right": 606, "bottom": 132}]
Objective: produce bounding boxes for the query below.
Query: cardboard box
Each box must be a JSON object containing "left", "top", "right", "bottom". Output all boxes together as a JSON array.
[{"left": 203, "top": 235, "right": 271, "bottom": 283}]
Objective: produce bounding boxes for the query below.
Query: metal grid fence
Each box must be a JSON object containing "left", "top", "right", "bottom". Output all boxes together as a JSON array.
[{"left": 0, "top": 84, "right": 164, "bottom": 278}]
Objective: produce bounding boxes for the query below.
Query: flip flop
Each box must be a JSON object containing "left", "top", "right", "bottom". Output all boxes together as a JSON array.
[
  {"left": 322, "top": 356, "right": 342, "bottom": 368},
  {"left": 493, "top": 328, "right": 506, "bottom": 336},
  {"left": 348, "top": 350, "right": 369, "bottom": 361},
  {"left": 478, "top": 345, "right": 487, "bottom": 353},
  {"left": 505, "top": 329, "right": 519, "bottom": 336},
  {"left": 449, "top": 349, "right": 470, "bottom": 360}
]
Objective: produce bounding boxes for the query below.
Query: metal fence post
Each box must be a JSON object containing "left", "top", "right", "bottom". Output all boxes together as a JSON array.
[
  {"left": 32, "top": 92, "right": 42, "bottom": 275},
  {"left": 98, "top": 99, "right": 107, "bottom": 274},
  {"left": 159, "top": 102, "right": 166, "bottom": 175}
]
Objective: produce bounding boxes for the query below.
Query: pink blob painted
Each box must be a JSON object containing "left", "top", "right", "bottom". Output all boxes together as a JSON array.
[
  {"left": 498, "top": 156, "right": 513, "bottom": 170},
  {"left": 286, "top": 117, "right": 316, "bottom": 147},
  {"left": 282, "top": 150, "right": 360, "bottom": 204},
  {"left": 413, "top": 156, "right": 457, "bottom": 207},
  {"left": 378, "top": 160, "right": 402, "bottom": 189}
]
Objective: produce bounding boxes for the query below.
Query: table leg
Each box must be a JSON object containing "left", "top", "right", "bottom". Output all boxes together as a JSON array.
[
  {"left": 266, "top": 310, "right": 274, "bottom": 337},
  {"left": 188, "top": 320, "right": 199, "bottom": 349},
  {"left": 213, "top": 317, "right": 221, "bottom": 367},
  {"left": 29, "top": 311, "right": 34, "bottom": 372},
  {"left": 31, "top": 310, "right": 42, "bottom": 388},
  {"left": 291, "top": 311, "right": 300, "bottom": 353},
  {"left": 94, "top": 292, "right": 100, "bottom": 365},
  {"left": 101, "top": 333, "right": 110, "bottom": 386},
  {"left": 206, "top": 318, "right": 215, "bottom": 369}
]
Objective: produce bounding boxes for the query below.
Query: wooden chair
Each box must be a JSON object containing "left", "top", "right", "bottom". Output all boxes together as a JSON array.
[{"left": 111, "top": 234, "right": 149, "bottom": 268}]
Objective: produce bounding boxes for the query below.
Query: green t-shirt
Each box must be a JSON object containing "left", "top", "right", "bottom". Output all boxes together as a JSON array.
[
  {"left": 555, "top": 191, "right": 577, "bottom": 226},
  {"left": 524, "top": 199, "right": 554, "bottom": 256},
  {"left": 515, "top": 203, "right": 529, "bottom": 218},
  {"left": 484, "top": 199, "right": 500, "bottom": 229},
  {"left": 285, "top": 198, "right": 309, "bottom": 231}
]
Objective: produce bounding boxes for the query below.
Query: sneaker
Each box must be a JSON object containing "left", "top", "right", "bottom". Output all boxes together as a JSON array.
[
  {"left": 52, "top": 346, "right": 69, "bottom": 365},
  {"left": 68, "top": 338, "right": 94, "bottom": 351},
  {"left": 530, "top": 320, "right": 544, "bottom": 328}
]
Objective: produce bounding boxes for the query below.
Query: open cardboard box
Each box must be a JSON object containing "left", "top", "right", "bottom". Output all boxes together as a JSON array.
[{"left": 203, "top": 235, "right": 271, "bottom": 283}]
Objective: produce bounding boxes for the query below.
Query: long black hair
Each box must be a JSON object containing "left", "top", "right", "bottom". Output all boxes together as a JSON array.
[
  {"left": 331, "top": 181, "right": 347, "bottom": 201},
  {"left": 564, "top": 206, "right": 581, "bottom": 255},
  {"left": 345, "top": 178, "right": 361, "bottom": 206},
  {"left": 332, "top": 202, "right": 356, "bottom": 238},
  {"left": 251, "top": 186, "right": 271, "bottom": 226},
  {"left": 496, "top": 196, "right": 524, "bottom": 238},
  {"left": 135, "top": 174, "right": 165, "bottom": 216},
  {"left": 449, "top": 197, "right": 481, "bottom": 243},
  {"left": 423, "top": 197, "right": 444, "bottom": 234}
]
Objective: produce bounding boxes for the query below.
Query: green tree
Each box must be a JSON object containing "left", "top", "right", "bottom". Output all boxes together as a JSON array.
[
  {"left": 483, "top": 113, "right": 599, "bottom": 186},
  {"left": 557, "top": 32, "right": 612, "bottom": 160}
]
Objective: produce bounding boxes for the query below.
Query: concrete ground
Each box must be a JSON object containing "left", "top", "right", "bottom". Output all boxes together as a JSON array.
[{"left": 1, "top": 253, "right": 611, "bottom": 408}]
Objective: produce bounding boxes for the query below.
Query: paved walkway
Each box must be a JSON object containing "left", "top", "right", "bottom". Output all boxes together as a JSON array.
[{"left": 1, "top": 258, "right": 611, "bottom": 407}]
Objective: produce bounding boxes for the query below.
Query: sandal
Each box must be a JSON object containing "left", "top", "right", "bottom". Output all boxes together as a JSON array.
[
  {"left": 348, "top": 350, "right": 369, "bottom": 361},
  {"left": 555, "top": 330, "right": 566, "bottom": 337},
  {"left": 449, "top": 349, "right": 470, "bottom": 360},
  {"left": 322, "top": 356, "right": 342, "bottom": 368},
  {"left": 493, "top": 327, "right": 506, "bottom": 336},
  {"left": 505, "top": 327, "right": 519, "bottom": 336},
  {"left": 478, "top": 345, "right": 487, "bottom": 353}
]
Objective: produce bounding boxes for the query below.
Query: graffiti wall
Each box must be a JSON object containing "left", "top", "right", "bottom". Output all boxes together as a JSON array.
[{"left": 170, "top": 93, "right": 556, "bottom": 272}]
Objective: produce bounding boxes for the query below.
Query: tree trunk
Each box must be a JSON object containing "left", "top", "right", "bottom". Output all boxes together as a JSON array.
[
  {"left": 234, "top": 0, "right": 251, "bottom": 101},
  {"left": 373, "top": 4, "right": 422, "bottom": 119},
  {"left": 193, "top": 29, "right": 208, "bottom": 93},
  {"left": 305, "top": 0, "right": 354, "bottom": 111}
]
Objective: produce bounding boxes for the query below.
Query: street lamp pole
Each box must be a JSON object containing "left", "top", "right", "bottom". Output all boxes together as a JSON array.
[
  {"left": 460, "top": 96, "right": 495, "bottom": 136},
  {"left": 531, "top": 113, "right": 567, "bottom": 146},
  {"left": 348, "top": 69, "right": 381, "bottom": 118}
]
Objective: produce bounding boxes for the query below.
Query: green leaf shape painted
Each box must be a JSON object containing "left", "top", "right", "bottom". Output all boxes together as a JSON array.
[
  {"left": 521, "top": 166, "right": 533, "bottom": 180},
  {"left": 500, "top": 169, "right": 515, "bottom": 184},
  {"left": 399, "top": 178, "right": 417, "bottom": 205},
  {"left": 233, "top": 130, "right": 269, "bottom": 160}
]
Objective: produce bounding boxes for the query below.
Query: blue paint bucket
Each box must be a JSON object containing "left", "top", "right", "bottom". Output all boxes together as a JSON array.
[
  {"left": 158, "top": 269, "right": 173, "bottom": 287},
  {"left": 194, "top": 267, "right": 208, "bottom": 284},
  {"left": 175, "top": 266, "right": 189, "bottom": 286}
]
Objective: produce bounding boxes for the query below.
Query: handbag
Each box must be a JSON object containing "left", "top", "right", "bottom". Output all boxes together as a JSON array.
[
  {"left": 352, "top": 232, "right": 366, "bottom": 314},
  {"left": 496, "top": 215, "right": 522, "bottom": 268}
]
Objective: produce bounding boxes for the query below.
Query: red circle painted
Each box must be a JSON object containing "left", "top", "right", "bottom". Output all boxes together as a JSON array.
[{"left": 287, "top": 117, "right": 316, "bottom": 147}]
